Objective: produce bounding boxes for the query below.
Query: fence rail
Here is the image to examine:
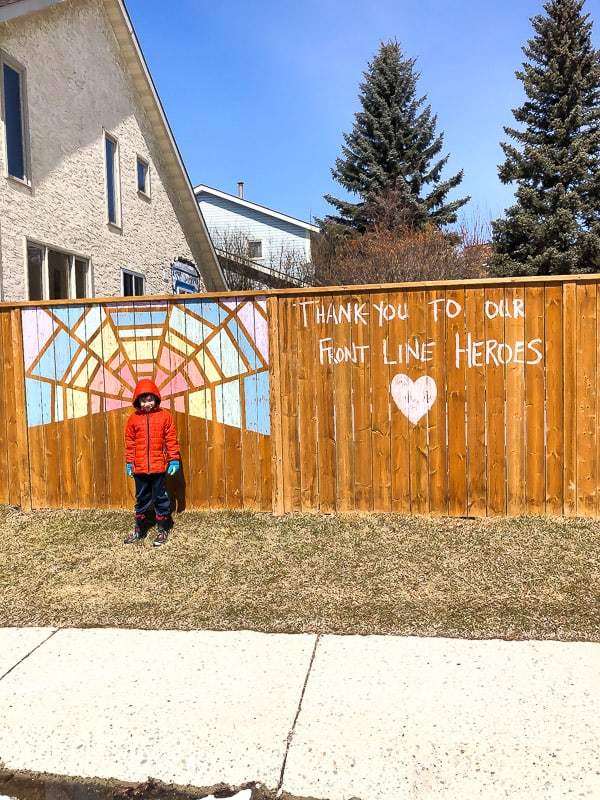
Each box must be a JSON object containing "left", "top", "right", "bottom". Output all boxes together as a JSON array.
[{"left": 2, "top": 275, "right": 600, "bottom": 516}]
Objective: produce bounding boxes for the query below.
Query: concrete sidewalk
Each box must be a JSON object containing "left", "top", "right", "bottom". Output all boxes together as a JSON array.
[{"left": 0, "top": 628, "right": 599, "bottom": 800}]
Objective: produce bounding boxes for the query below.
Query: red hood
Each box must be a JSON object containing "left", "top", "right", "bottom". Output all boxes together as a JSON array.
[{"left": 132, "top": 378, "right": 161, "bottom": 407}]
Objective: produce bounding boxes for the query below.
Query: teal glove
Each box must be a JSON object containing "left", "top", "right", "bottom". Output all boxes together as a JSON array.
[
  {"left": 167, "top": 460, "right": 180, "bottom": 476},
  {"left": 126, "top": 463, "right": 133, "bottom": 477}
]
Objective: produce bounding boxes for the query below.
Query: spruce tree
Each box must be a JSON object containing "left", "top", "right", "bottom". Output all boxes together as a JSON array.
[
  {"left": 323, "top": 40, "right": 468, "bottom": 232},
  {"left": 490, "top": 0, "right": 600, "bottom": 276}
]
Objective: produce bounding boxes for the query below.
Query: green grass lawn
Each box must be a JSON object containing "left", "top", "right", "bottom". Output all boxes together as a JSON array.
[{"left": 1, "top": 505, "right": 599, "bottom": 640}]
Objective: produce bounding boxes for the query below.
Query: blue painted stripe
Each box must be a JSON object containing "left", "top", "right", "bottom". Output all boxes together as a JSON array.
[
  {"left": 244, "top": 371, "right": 270, "bottom": 435},
  {"left": 110, "top": 311, "right": 165, "bottom": 327},
  {"left": 25, "top": 378, "right": 52, "bottom": 427}
]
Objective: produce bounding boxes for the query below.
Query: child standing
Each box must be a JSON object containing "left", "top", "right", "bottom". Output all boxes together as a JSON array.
[{"left": 124, "top": 378, "right": 180, "bottom": 546}]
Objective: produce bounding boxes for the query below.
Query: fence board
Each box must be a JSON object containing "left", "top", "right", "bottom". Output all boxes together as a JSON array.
[
  {"left": 464, "top": 287, "right": 487, "bottom": 517},
  {"left": 313, "top": 296, "right": 336, "bottom": 512},
  {"left": 207, "top": 304, "right": 227, "bottom": 509},
  {"left": 576, "top": 282, "right": 597, "bottom": 516},
  {"left": 186, "top": 415, "right": 207, "bottom": 509},
  {"left": 0, "top": 310, "right": 14, "bottom": 505},
  {"left": 389, "top": 289, "right": 411, "bottom": 513},
  {"left": 407, "top": 291, "right": 429, "bottom": 513},
  {"left": 331, "top": 294, "right": 356, "bottom": 512},
  {"left": 267, "top": 296, "right": 284, "bottom": 514},
  {"left": 280, "top": 297, "right": 302, "bottom": 510},
  {"left": 446, "top": 287, "right": 467, "bottom": 516},
  {"left": 560, "top": 282, "right": 577, "bottom": 514},
  {"left": 484, "top": 285, "right": 507, "bottom": 515},
  {"left": 426, "top": 288, "right": 448, "bottom": 514},
  {"left": 505, "top": 285, "right": 526, "bottom": 515},
  {"left": 296, "top": 296, "right": 319, "bottom": 510},
  {"left": 351, "top": 293, "right": 372, "bottom": 510},
  {"left": 369, "top": 291, "right": 392, "bottom": 511},
  {"left": 544, "top": 285, "right": 564, "bottom": 514},
  {"left": 524, "top": 286, "right": 546, "bottom": 514}
]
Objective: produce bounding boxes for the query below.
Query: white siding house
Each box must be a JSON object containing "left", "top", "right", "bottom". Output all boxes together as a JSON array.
[
  {"left": 0, "top": 0, "right": 226, "bottom": 301},
  {"left": 195, "top": 183, "right": 319, "bottom": 288}
]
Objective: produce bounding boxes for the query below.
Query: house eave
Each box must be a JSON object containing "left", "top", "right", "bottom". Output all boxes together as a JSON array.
[{"left": 195, "top": 184, "right": 320, "bottom": 233}]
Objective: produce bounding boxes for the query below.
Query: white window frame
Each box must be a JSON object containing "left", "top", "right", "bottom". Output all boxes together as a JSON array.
[
  {"left": 104, "top": 131, "right": 122, "bottom": 228},
  {"left": 1, "top": 51, "right": 30, "bottom": 184},
  {"left": 121, "top": 268, "right": 145, "bottom": 296},
  {"left": 247, "top": 239, "right": 263, "bottom": 260},
  {"left": 26, "top": 241, "right": 92, "bottom": 301},
  {"left": 136, "top": 154, "right": 150, "bottom": 198}
]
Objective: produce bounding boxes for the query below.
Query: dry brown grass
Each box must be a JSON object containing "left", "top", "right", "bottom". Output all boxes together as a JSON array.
[{"left": 1, "top": 505, "right": 599, "bottom": 640}]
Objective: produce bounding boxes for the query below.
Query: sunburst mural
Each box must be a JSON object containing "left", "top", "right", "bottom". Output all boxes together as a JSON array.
[{"left": 21, "top": 297, "right": 270, "bottom": 436}]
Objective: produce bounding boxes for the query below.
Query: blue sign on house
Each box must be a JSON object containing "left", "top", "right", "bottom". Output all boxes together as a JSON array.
[{"left": 171, "top": 258, "right": 200, "bottom": 294}]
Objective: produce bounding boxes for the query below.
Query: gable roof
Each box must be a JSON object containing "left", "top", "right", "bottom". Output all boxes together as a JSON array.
[
  {"left": 195, "top": 184, "right": 320, "bottom": 233},
  {"left": 0, "top": 0, "right": 227, "bottom": 292}
]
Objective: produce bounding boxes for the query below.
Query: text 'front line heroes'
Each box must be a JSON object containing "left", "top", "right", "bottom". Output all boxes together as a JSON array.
[{"left": 318, "top": 335, "right": 543, "bottom": 368}]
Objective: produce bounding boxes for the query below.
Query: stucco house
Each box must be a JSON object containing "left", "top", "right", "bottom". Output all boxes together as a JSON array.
[
  {"left": 0, "top": 0, "right": 226, "bottom": 302},
  {"left": 195, "top": 182, "right": 319, "bottom": 289}
]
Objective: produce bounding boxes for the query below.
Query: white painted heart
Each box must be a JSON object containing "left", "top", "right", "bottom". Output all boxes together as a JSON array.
[{"left": 390, "top": 374, "right": 437, "bottom": 424}]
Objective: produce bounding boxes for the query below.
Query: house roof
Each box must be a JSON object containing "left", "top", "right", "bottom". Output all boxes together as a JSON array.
[
  {"left": 194, "top": 184, "right": 320, "bottom": 233},
  {"left": 0, "top": 0, "right": 227, "bottom": 292}
]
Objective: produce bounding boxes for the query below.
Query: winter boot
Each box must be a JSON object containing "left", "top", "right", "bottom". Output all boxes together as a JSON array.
[
  {"left": 124, "top": 515, "right": 146, "bottom": 544},
  {"left": 153, "top": 515, "right": 169, "bottom": 547}
]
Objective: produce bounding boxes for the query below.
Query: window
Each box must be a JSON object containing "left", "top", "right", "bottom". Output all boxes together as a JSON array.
[
  {"left": 27, "top": 243, "right": 90, "bottom": 300},
  {"left": 247, "top": 239, "right": 263, "bottom": 259},
  {"left": 136, "top": 156, "right": 150, "bottom": 196},
  {"left": 122, "top": 269, "right": 144, "bottom": 296},
  {"left": 1, "top": 55, "right": 29, "bottom": 182},
  {"left": 104, "top": 132, "right": 121, "bottom": 226}
]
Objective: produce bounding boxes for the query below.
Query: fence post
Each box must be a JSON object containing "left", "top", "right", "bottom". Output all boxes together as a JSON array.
[
  {"left": 268, "top": 295, "right": 285, "bottom": 515},
  {"left": 8, "top": 308, "right": 31, "bottom": 510}
]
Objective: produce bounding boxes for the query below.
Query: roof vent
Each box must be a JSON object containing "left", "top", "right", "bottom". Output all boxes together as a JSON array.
[{"left": 237, "top": 181, "right": 244, "bottom": 199}]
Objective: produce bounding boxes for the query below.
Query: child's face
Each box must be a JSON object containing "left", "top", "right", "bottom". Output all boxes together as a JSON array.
[{"left": 138, "top": 393, "right": 157, "bottom": 412}]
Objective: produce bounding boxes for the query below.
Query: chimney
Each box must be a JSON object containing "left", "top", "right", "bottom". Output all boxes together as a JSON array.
[{"left": 237, "top": 181, "right": 244, "bottom": 199}]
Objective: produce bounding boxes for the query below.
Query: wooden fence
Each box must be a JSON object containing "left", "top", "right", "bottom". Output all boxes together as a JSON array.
[{"left": 1, "top": 274, "right": 599, "bottom": 516}]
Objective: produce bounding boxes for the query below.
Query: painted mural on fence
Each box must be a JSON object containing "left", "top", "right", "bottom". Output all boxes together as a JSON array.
[{"left": 21, "top": 297, "right": 270, "bottom": 435}]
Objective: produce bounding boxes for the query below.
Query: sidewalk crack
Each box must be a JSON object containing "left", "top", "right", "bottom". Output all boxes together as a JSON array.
[
  {"left": 276, "top": 633, "right": 321, "bottom": 796},
  {"left": 0, "top": 628, "right": 60, "bottom": 682}
]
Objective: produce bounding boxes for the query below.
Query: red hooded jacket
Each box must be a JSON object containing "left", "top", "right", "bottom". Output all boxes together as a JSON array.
[{"left": 125, "top": 379, "right": 180, "bottom": 474}]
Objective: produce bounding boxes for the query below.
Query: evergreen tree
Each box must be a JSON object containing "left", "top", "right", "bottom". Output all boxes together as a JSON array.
[
  {"left": 323, "top": 40, "right": 468, "bottom": 232},
  {"left": 490, "top": 0, "right": 600, "bottom": 276}
]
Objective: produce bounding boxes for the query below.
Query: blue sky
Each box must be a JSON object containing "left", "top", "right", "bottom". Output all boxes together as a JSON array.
[{"left": 125, "top": 0, "right": 600, "bottom": 232}]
